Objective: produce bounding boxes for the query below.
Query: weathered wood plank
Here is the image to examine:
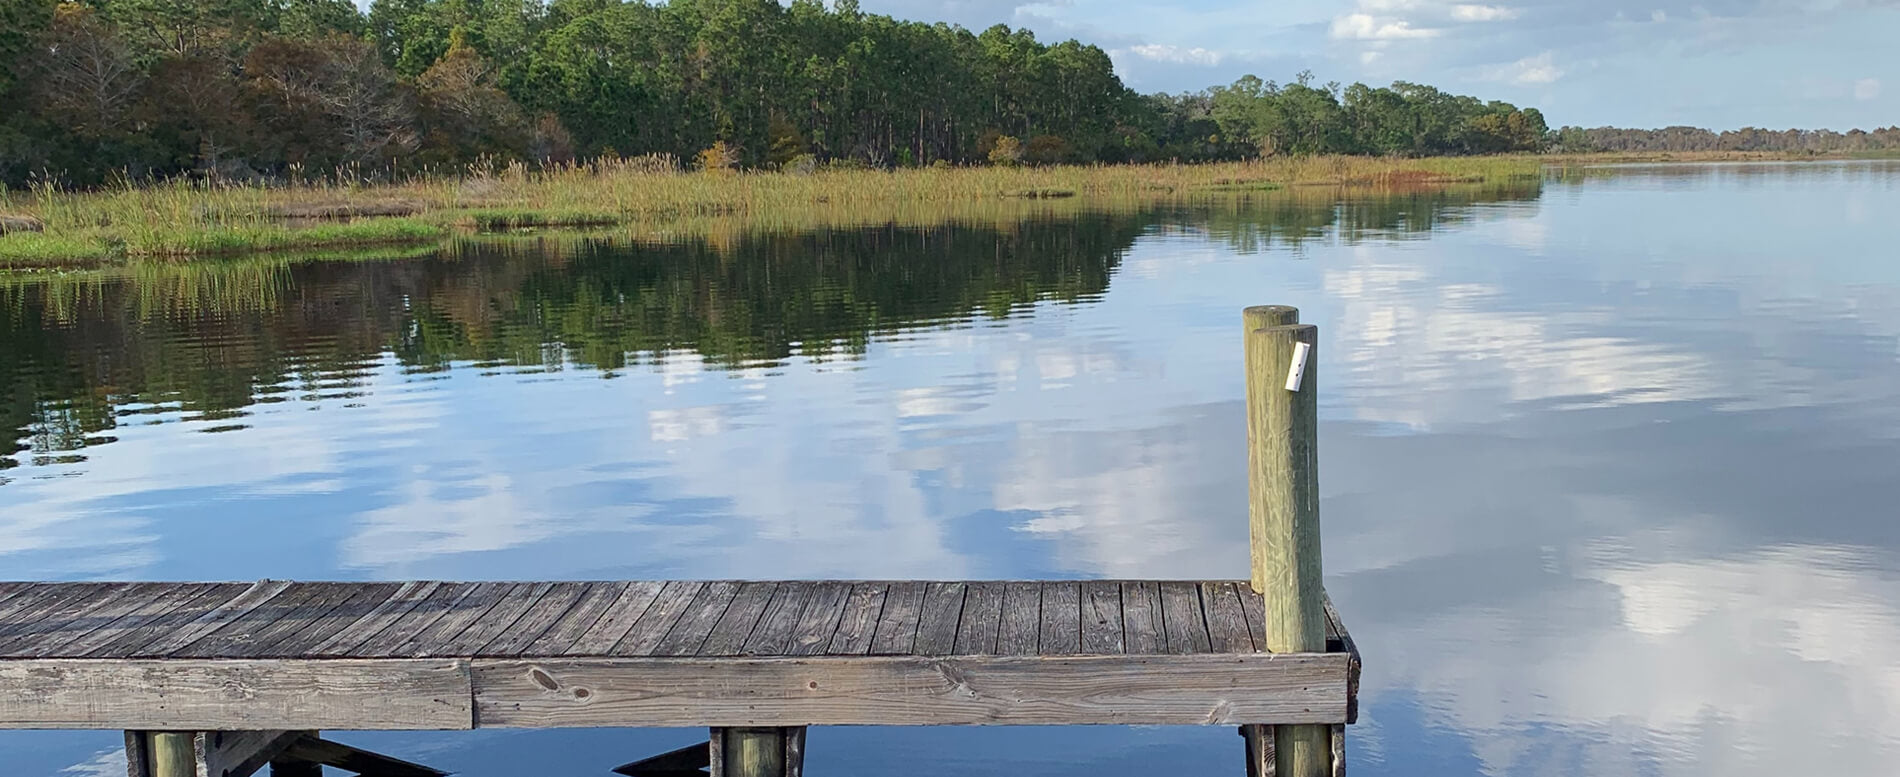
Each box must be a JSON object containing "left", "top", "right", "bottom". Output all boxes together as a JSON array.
[
  {"left": 1202, "top": 582, "right": 1257, "bottom": 654},
  {"left": 0, "top": 583, "right": 133, "bottom": 650},
  {"left": 699, "top": 582, "right": 779, "bottom": 657},
  {"left": 0, "top": 659, "right": 473, "bottom": 730},
  {"left": 252, "top": 583, "right": 402, "bottom": 657},
  {"left": 650, "top": 582, "right": 741, "bottom": 657},
  {"left": 479, "top": 582, "right": 596, "bottom": 656},
  {"left": 743, "top": 582, "right": 812, "bottom": 656},
  {"left": 0, "top": 584, "right": 178, "bottom": 658},
  {"left": 787, "top": 581, "right": 852, "bottom": 657},
  {"left": 613, "top": 581, "right": 707, "bottom": 656},
  {"left": 1323, "top": 592, "right": 1360, "bottom": 725},
  {"left": 1038, "top": 581, "right": 1081, "bottom": 656},
  {"left": 427, "top": 582, "right": 560, "bottom": 657},
  {"left": 472, "top": 653, "right": 1352, "bottom": 727},
  {"left": 1080, "top": 581, "right": 1124, "bottom": 655},
  {"left": 564, "top": 581, "right": 665, "bottom": 656},
  {"left": 867, "top": 581, "right": 924, "bottom": 656},
  {"left": 357, "top": 582, "right": 506, "bottom": 658},
  {"left": 125, "top": 580, "right": 295, "bottom": 657},
  {"left": 1239, "top": 584, "right": 1270, "bottom": 653},
  {"left": 303, "top": 581, "right": 442, "bottom": 657},
  {"left": 75, "top": 584, "right": 247, "bottom": 658},
  {"left": 1121, "top": 581, "right": 1165, "bottom": 654},
  {"left": 912, "top": 582, "right": 966, "bottom": 656},
  {"left": 227, "top": 584, "right": 393, "bottom": 658},
  {"left": 995, "top": 582, "right": 1041, "bottom": 655},
  {"left": 825, "top": 582, "right": 888, "bottom": 655},
  {"left": 519, "top": 582, "right": 633, "bottom": 657},
  {"left": 953, "top": 582, "right": 1005, "bottom": 655},
  {"left": 177, "top": 583, "right": 359, "bottom": 659},
  {"left": 1159, "top": 581, "right": 1211, "bottom": 655},
  {"left": 0, "top": 582, "right": 41, "bottom": 612}
]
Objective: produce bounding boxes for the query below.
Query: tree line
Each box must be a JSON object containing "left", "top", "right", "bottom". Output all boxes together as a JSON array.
[{"left": 2, "top": 0, "right": 1895, "bottom": 188}]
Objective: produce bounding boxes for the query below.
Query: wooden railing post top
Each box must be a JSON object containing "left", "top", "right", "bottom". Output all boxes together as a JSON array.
[{"left": 1243, "top": 305, "right": 1300, "bottom": 329}]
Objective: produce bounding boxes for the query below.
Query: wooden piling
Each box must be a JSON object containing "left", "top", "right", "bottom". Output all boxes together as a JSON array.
[
  {"left": 1243, "top": 310, "right": 1332, "bottom": 777},
  {"left": 717, "top": 727, "right": 803, "bottom": 777},
  {"left": 147, "top": 732, "right": 196, "bottom": 777}
]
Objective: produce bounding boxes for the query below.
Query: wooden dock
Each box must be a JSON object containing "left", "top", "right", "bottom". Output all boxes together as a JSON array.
[{"left": 0, "top": 305, "right": 1357, "bottom": 777}]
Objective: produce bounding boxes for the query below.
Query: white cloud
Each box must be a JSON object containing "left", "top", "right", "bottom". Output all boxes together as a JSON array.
[
  {"left": 1451, "top": 4, "right": 1520, "bottom": 21},
  {"left": 1485, "top": 50, "right": 1565, "bottom": 84},
  {"left": 1125, "top": 44, "right": 1226, "bottom": 66},
  {"left": 1330, "top": 12, "right": 1441, "bottom": 39},
  {"left": 1854, "top": 78, "right": 1882, "bottom": 101},
  {"left": 1651, "top": 8, "right": 1668, "bottom": 21}
]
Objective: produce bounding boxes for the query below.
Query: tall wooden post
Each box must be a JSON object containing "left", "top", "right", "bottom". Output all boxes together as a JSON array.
[
  {"left": 1243, "top": 306, "right": 1332, "bottom": 777},
  {"left": 147, "top": 732, "right": 197, "bottom": 777},
  {"left": 1242, "top": 304, "right": 1300, "bottom": 593}
]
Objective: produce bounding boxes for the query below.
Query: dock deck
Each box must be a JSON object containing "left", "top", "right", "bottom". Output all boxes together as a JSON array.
[
  {"left": 0, "top": 304, "right": 1358, "bottom": 777},
  {"left": 0, "top": 579, "right": 1357, "bottom": 731}
]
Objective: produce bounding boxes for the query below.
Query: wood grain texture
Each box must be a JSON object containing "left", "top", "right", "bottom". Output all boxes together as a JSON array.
[
  {"left": 1322, "top": 592, "right": 1361, "bottom": 725},
  {"left": 520, "top": 582, "right": 634, "bottom": 657},
  {"left": 300, "top": 581, "right": 439, "bottom": 657},
  {"left": 615, "top": 581, "right": 707, "bottom": 656},
  {"left": 1080, "top": 581, "right": 1124, "bottom": 655},
  {"left": 2, "top": 584, "right": 179, "bottom": 658},
  {"left": 1202, "top": 582, "right": 1257, "bottom": 654},
  {"left": 0, "top": 659, "right": 472, "bottom": 730},
  {"left": 253, "top": 583, "right": 402, "bottom": 658},
  {"left": 995, "top": 582, "right": 1041, "bottom": 656},
  {"left": 1238, "top": 584, "right": 1270, "bottom": 654},
  {"left": 180, "top": 584, "right": 365, "bottom": 659},
  {"left": 1159, "top": 581, "right": 1211, "bottom": 655},
  {"left": 745, "top": 582, "right": 813, "bottom": 656},
  {"left": 786, "top": 582, "right": 852, "bottom": 657},
  {"left": 564, "top": 581, "right": 664, "bottom": 656},
  {"left": 0, "top": 583, "right": 134, "bottom": 651},
  {"left": 912, "top": 583, "right": 966, "bottom": 656},
  {"left": 427, "top": 582, "right": 558, "bottom": 657},
  {"left": 953, "top": 582, "right": 1004, "bottom": 655},
  {"left": 651, "top": 582, "right": 741, "bottom": 657},
  {"left": 826, "top": 583, "right": 888, "bottom": 656},
  {"left": 369, "top": 582, "right": 511, "bottom": 658},
  {"left": 699, "top": 583, "right": 779, "bottom": 657},
  {"left": 79, "top": 585, "right": 248, "bottom": 659},
  {"left": 129, "top": 581, "right": 294, "bottom": 658},
  {"left": 471, "top": 653, "right": 1351, "bottom": 727},
  {"left": 1037, "top": 582, "right": 1081, "bottom": 656},
  {"left": 867, "top": 581, "right": 924, "bottom": 656},
  {"left": 479, "top": 582, "right": 595, "bottom": 656},
  {"left": 1245, "top": 321, "right": 1326, "bottom": 655},
  {"left": 1120, "top": 581, "right": 1165, "bottom": 655}
]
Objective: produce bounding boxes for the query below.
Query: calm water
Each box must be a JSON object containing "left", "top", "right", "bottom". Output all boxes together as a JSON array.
[{"left": 4, "top": 161, "right": 1899, "bottom": 776}]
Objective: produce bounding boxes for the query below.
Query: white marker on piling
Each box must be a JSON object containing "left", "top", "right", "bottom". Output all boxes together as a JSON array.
[{"left": 1284, "top": 341, "right": 1311, "bottom": 392}]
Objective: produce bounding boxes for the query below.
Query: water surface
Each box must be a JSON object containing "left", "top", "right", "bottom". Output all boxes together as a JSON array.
[{"left": 4, "top": 162, "right": 1898, "bottom": 776}]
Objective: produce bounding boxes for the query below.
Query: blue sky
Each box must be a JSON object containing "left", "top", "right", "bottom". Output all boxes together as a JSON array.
[{"left": 864, "top": 0, "right": 1898, "bottom": 130}]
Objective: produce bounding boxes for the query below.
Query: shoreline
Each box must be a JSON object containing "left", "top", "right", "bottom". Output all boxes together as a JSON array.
[{"left": 6, "top": 151, "right": 1884, "bottom": 269}]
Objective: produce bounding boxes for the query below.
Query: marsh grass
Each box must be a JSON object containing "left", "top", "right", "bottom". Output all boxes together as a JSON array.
[{"left": 0, "top": 156, "right": 1543, "bottom": 267}]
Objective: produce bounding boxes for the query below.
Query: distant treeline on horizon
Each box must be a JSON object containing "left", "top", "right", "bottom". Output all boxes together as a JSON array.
[{"left": 2, "top": 0, "right": 1896, "bottom": 188}]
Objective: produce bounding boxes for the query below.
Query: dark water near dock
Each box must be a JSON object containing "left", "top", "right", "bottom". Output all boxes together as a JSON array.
[{"left": 5, "top": 161, "right": 1899, "bottom": 776}]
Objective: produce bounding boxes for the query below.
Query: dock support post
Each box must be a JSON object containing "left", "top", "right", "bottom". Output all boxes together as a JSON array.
[
  {"left": 713, "top": 727, "right": 805, "bottom": 777},
  {"left": 1244, "top": 305, "right": 1333, "bottom": 777},
  {"left": 147, "top": 732, "right": 197, "bottom": 777}
]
